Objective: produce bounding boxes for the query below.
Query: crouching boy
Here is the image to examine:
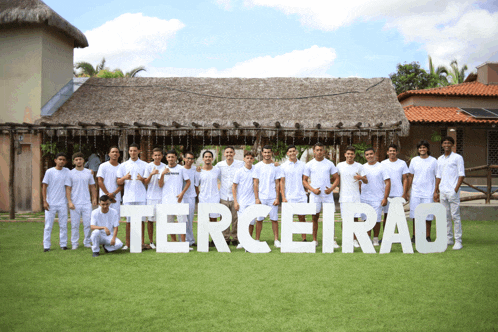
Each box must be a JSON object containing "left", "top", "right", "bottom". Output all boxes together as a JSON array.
[{"left": 90, "top": 195, "right": 123, "bottom": 257}]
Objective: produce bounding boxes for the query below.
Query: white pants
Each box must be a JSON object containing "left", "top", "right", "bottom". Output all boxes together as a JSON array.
[
  {"left": 182, "top": 196, "right": 196, "bottom": 245},
  {"left": 440, "top": 191, "right": 462, "bottom": 243},
  {"left": 44, "top": 205, "right": 68, "bottom": 249},
  {"left": 70, "top": 204, "right": 92, "bottom": 247},
  {"left": 91, "top": 230, "right": 123, "bottom": 253}
]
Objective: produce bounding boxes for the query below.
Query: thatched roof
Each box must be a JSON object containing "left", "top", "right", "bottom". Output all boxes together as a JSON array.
[
  {"left": 0, "top": 0, "right": 88, "bottom": 48},
  {"left": 38, "top": 77, "right": 409, "bottom": 136}
]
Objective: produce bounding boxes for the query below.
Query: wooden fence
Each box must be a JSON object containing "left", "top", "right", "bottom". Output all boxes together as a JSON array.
[{"left": 460, "top": 165, "right": 498, "bottom": 204}]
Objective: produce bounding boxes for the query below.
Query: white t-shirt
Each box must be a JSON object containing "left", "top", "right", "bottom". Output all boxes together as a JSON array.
[
  {"left": 337, "top": 161, "right": 364, "bottom": 203},
  {"left": 409, "top": 156, "right": 437, "bottom": 199},
  {"left": 42, "top": 167, "right": 70, "bottom": 206},
  {"left": 65, "top": 168, "right": 95, "bottom": 205},
  {"left": 96, "top": 161, "right": 121, "bottom": 200},
  {"left": 280, "top": 160, "right": 307, "bottom": 200},
  {"left": 360, "top": 162, "right": 390, "bottom": 202},
  {"left": 253, "top": 162, "right": 282, "bottom": 200},
  {"left": 117, "top": 159, "right": 148, "bottom": 204},
  {"left": 91, "top": 206, "right": 120, "bottom": 234},
  {"left": 198, "top": 167, "right": 221, "bottom": 202},
  {"left": 381, "top": 159, "right": 409, "bottom": 197},
  {"left": 436, "top": 152, "right": 465, "bottom": 194},
  {"left": 233, "top": 166, "right": 256, "bottom": 206},
  {"left": 216, "top": 160, "right": 244, "bottom": 201},
  {"left": 304, "top": 158, "right": 338, "bottom": 198},
  {"left": 144, "top": 162, "right": 166, "bottom": 200},
  {"left": 161, "top": 164, "right": 190, "bottom": 203},
  {"left": 182, "top": 166, "right": 199, "bottom": 198}
]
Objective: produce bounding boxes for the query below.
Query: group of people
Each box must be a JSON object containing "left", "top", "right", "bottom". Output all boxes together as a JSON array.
[{"left": 41, "top": 136, "right": 465, "bottom": 256}]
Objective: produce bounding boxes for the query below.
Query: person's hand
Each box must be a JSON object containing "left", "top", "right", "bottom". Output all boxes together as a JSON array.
[
  {"left": 354, "top": 173, "right": 362, "bottom": 182},
  {"left": 273, "top": 198, "right": 279, "bottom": 206},
  {"left": 312, "top": 188, "right": 321, "bottom": 195},
  {"left": 151, "top": 167, "right": 159, "bottom": 176},
  {"left": 124, "top": 172, "right": 132, "bottom": 180},
  {"left": 274, "top": 162, "right": 280, "bottom": 167},
  {"left": 234, "top": 202, "right": 240, "bottom": 211},
  {"left": 104, "top": 227, "right": 110, "bottom": 236},
  {"left": 162, "top": 168, "right": 170, "bottom": 175},
  {"left": 282, "top": 197, "right": 288, "bottom": 203},
  {"left": 177, "top": 193, "right": 184, "bottom": 203},
  {"left": 433, "top": 192, "right": 439, "bottom": 202},
  {"left": 68, "top": 202, "right": 75, "bottom": 210},
  {"left": 43, "top": 201, "right": 50, "bottom": 211},
  {"left": 136, "top": 173, "right": 144, "bottom": 181},
  {"left": 255, "top": 198, "right": 261, "bottom": 204},
  {"left": 454, "top": 187, "right": 459, "bottom": 193},
  {"left": 402, "top": 193, "right": 409, "bottom": 201},
  {"left": 110, "top": 238, "right": 116, "bottom": 246},
  {"left": 91, "top": 198, "right": 97, "bottom": 206},
  {"left": 381, "top": 198, "right": 388, "bottom": 207},
  {"left": 196, "top": 166, "right": 201, "bottom": 172},
  {"left": 324, "top": 186, "right": 333, "bottom": 195},
  {"left": 108, "top": 192, "right": 115, "bottom": 199}
]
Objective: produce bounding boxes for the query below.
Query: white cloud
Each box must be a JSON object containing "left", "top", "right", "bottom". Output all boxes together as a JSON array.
[
  {"left": 74, "top": 13, "right": 185, "bottom": 73},
  {"left": 245, "top": 0, "right": 498, "bottom": 71},
  {"left": 146, "top": 46, "right": 336, "bottom": 77},
  {"left": 215, "top": 0, "right": 233, "bottom": 11}
]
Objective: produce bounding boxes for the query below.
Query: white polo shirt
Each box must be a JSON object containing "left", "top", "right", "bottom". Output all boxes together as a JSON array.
[
  {"left": 336, "top": 161, "right": 364, "bottom": 203},
  {"left": 65, "top": 168, "right": 95, "bottom": 205},
  {"left": 280, "top": 159, "right": 307, "bottom": 201},
  {"left": 117, "top": 158, "right": 148, "bottom": 204},
  {"left": 182, "top": 166, "right": 199, "bottom": 198},
  {"left": 360, "top": 162, "right": 390, "bottom": 202},
  {"left": 436, "top": 152, "right": 465, "bottom": 194},
  {"left": 161, "top": 164, "right": 190, "bottom": 204},
  {"left": 253, "top": 161, "right": 282, "bottom": 200},
  {"left": 42, "top": 167, "right": 70, "bottom": 206},
  {"left": 91, "top": 206, "right": 120, "bottom": 234},
  {"left": 144, "top": 162, "right": 166, "bottom": 200},
  {"left": 233, "top": 166, "right": 256, "bottom": 206},
  {"left": 216, "top": 159, "right": 244, "bottom": 201},
  {"left": 304, "top": 158, "right": 338, "bottom": 199},
  {"left": 409, "top": 156, "right": 437, "bottom": 199},
  {"left": 198, "top": 167, "right": 221, "bottom": 202},
  {"left": 96, "top": 161, "right": 121, "bottom": 200},
  {"left": 381, "top": 158, "right": 409, "bottom": 197}
]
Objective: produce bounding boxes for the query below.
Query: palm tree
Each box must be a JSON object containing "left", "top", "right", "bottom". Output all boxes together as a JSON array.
[
  {"left": 445, "top": 59, "right": 468, "bottom": 85},
  {"left": 428, "top": 55, "right": 449, "bottom": 87},
  {"left": 74, "top": 58, "right": 146, "bottom": 78}
]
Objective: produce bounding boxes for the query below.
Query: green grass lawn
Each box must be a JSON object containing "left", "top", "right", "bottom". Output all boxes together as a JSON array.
[{"left": 1, "top": 219, "right": 497, "bottom": 331}]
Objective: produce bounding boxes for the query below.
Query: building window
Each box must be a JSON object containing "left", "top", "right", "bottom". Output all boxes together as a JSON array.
[
  {"left": 488, "top": 130, "right": 498, "bottom": 175},
  {"left": 456, "top": 128, "right": 464, "bottom": 155}
]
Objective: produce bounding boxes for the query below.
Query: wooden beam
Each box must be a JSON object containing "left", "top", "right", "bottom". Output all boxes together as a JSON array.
[
  {"left": 253, "top": 122, "right": 260, "bottom": 128},
  {"left": 375, "top": 122, "right": 383, "bottom": 128},
  {"left": 316, "top": 123, "right": 321, "bottom": 129},
  {"left": 275, "top": 122, "right": 281, "bottom": 128},
  {"left": 355, "top": 122, "right": 362, "bottom": 128},
  {"left": 233, "top": 122, "right": 240, "bottom": 128},
  {"left": 172, "top": 121, "right": 182, "bottom": 128},
  {"left": 336, "top": 122, "right": 343, "bottom": 128},
  {"left": 113, "top": 122, "right": 129, "bottom": 127},
  {"left": 95, "top": 122, "right": 106, "bottom": 127},
  {"left": 152, "top": 122, "right": 166, "bottom": 128},
  {"left": 9, "top": 130, "right": 15, "bottom": 219},
  {"left": 77, "top": 121, "right": 94, "bottom": 127},
  {"left": 191, "top": 122, "right": 202, "bottom": 128},
  {"left": 213, "top": 123, "right": 220, "bottom": 128},
  {"left": 294, "top": 123, "right": 300, "bottom": 129},
  {"left": 133, "top": 122, "right": 148, "bottom": 127}
]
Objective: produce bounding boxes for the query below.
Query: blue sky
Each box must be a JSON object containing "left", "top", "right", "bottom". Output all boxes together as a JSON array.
[{"left": 46, "top": 0, "right": 498, "bottom": 78}]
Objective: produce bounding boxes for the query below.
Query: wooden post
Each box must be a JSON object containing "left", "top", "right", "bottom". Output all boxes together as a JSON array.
[
  {"left": 9, "top": 130, "right": 15, "bottom": 219},
  {"left": 486, "top": 166, "right": 492, "bottom": 204}
]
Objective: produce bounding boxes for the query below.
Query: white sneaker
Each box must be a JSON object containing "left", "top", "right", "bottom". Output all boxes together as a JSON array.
[
  {"left": 452, "top": 242, "right": 463, "bottom": 250},
  {"left": 72, "top": 245, "right": 78, "bottom": 250},
  {"left": 121, "top": 245, "right": 129, "bottom": 250},
  {"left": 334, "top": 241, "right": 340, "bottom": 249},
  {"left": 312, "top": 240, "right": 318, "bottom": 247},
  {"left": 189, "top": 247, "right": 194, "bottom": 251},
  {"left": 448, "top": 239, "right": 455, "bottom": 246},
  {"left": 149, "top": 243, "right": 156, "bottom": 249},
  {"left": 353, "top": 240, "right": 360, "bottom": 248},
  {"left": 236, "top": 244, "right": 243, "bottom": 249},
  {"left": 83, "top": 244, "right": 91, "bottom": 248},
  {"left": 373, "top": 237, "right": 380, "bottom": 246},
  {"left": 274, "top": 240, "right": 281, "bottom": 248}
]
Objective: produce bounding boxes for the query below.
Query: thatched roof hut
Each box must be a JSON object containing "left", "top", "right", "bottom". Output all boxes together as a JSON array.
[
  {"left": 37, "top": 77, "right": 408, "bottom": 138},
  {"left": 0, "top": 0, "right": 88, "bottom": 48}
]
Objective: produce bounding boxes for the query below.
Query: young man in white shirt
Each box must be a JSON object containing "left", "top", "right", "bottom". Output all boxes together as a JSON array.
[
  {"left": 90, "top": 195, "right": 123, "bottom": 257},
  {"left": 303, "top": 142, "right": 339, "bottom": 247},
  {"left": 407, "top": 140, "right": 437, "bottom": 242},
  {"left": 380, "top": 144, "right": 409, "bottom": 242},
  {"left": 181, "top": 151, "right": 199, "bottom": 247},
  {"left": 65, "top": 152, "right": 97, "bottom": 250},
  {"left": 360, "top": 147, "right": 391, "bottom": 246},
  {"left": 117, "top": 143, "right": 148, "bottom": 250},
  {"left": 42, "top": 153, "right": 70, "bottom": 251},
  {"left": 216, "top": 146, "right": 244, "bottom": 245},
  {"left": 233, "top": 151, "right": 257, "bottom": 249},
  {"left": 97, "top": 146, "right": 123, "bottom": 216},
  {"left": 336, "top": 146, "right": 366, "bottom": 248},
  {"left": 143, "top": 148, "right": 167, "bottom": 249},
  {"left": 159, "top": 150, "right": 191, "bottom": 243},
  {"left": 280, "top": 145, "right": 308, "bottom": 242},
  {"left": 434, "top": 136, "right": 465, "bottom": 250},
  {"left": 253, "top": 145, "right": 282, "bottom": 247}
]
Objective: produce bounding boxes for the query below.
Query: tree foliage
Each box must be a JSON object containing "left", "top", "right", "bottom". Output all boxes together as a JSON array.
[
  {"left": 74, "top": 58, "right": 146, "bottom": 78},
  {"left": 389, "top": 61, "right": 439, "bottom": 95},
  {"left": 445, "top": 60, "right": 468, "bottom": 85}
]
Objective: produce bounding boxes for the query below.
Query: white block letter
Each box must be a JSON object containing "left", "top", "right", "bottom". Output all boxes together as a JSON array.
[
  {"left": 238, "top": 205, "right": 272, "bottom": 253},
  {"left": 281, "top": 203, "right": 315, "bottom": 253},
  {"left": 342, "top": 203, "right": 376, "bottom": 253},
  {"left": 120, "top": 204, "right": 155, "bottom": 253},
  {"left": 415, "top": 203, "right": 447, "bottom": 253},
  {"left": 197, "top": 203, "right": 232, "bottom": 253},
  {"left": 379, "top": 197, "right": 413, "bottom": 254},
  {"left": 322, "top": 203, "right": 336, "bottom": 253},
  {"left": 155, "top": 204, "right": 190, "bottom": 253}
]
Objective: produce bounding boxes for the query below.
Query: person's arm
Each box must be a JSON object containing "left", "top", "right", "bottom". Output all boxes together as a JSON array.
[
  {"left": 406, "top": 174, "right": 413, "bottom": 200},
  {"left": 303, "top": 175, "right": 320, "bottom": 195},
  {"left": 381, "top": 179, "right": 391, "bottom": 206},
  {"left": 280, "top": 177, "right": 287, "bottom": 202},
  {"left": 434, "top": 178, "right": 441, "bottom": 202},
  {"left": 402, "top": 173, "right": 409, "bottom": 200},
  {"left": 273, "top": 179, "right": 280, "bottom": 206},
  {"left": 66, "top": 186, "right": 75, "bottom": 210},
  {"left": 90, "top": 185, "right": 97, "bottom": 206},
  {"left": 144, "top": 166, "right": 159, "bottom": 186},
  {"left": 253, "top": 178, "right": 261, "bottom": 204},
  {"left": 90, "top": 223, "right": 110, "bottom": 235},
  {"left": 117, "top": 172, "right": 131, "bottom": 185},
  {"left": 232, "top": 183, "right": 240, "bottom": 211},
  {"left": 158, "top": 167, "right": 170, "bottom": 188},
  {"left": 455, "top": 156, "right": 465, "bottom": 193},
  {"left": 110, "top": 226, "right": 118, "bottom": 246},
  {"left": 177, "top": 179, "right": 190, "bottom": 203},
  {"left": 325, "top": 173, "right": 339, "bottom": 194},
  {"left": 455, "top": 176, "right": 464, "bottom": 193},
  {"left": 42, "top": 183, "right": 49, "bottom": 211}
]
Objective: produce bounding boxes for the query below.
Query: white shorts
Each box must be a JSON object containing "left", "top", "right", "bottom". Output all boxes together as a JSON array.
[
  {"left": 199, "top": 196, "right": 221, "bottom": 218},
  {"left": 257, "top": 199, "right": 278, "bottom": 221},
  {"left": 383, "top": 196, "right": 405, "bottom": 213},
  {"left": 360, "top": 200, "right": 382, "bottom": 223},
  {"left": 146, "top": 199, "right": 162, "bottom": 222},
  {"left": 309, "top": 194, "right": 334, "bottom": 214},
  {"left": 409, "top": 197, "right": 434, "bottom": 220},
  {"left": 340, "top": 202, "right": 362, "bottom": 221},
  {"left": 286, "top": 196, "right": 307, "bottom": 216},
  {"left": 238, "top": 204, "right": 256, "bottom": 225}
]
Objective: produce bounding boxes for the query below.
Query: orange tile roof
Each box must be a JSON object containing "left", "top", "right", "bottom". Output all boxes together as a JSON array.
[
  {"left": 398, "top": 81, "right": 498, "bottom": 101},
  {"left": 404, "top": 105, "right": 498, "bottom": 124}
]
